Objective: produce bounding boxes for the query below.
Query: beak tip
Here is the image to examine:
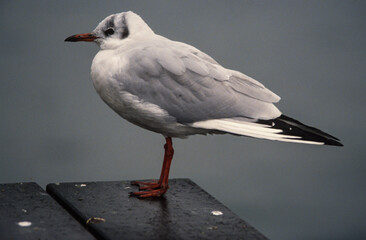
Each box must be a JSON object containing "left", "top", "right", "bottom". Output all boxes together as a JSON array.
[
  {"left": 64, "top": 36, "right": 73, "bottom": 42},
  {"left": 64, "top": 33, "right": 97, "bottom": 43},
  {"left": 64, "top": 35, "right": 79, "bottom": 42}
]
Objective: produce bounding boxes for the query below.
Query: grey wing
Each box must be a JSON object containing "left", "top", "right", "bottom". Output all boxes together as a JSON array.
[{"left": 119, "top": 42, "right": 281, "bottom": 123}]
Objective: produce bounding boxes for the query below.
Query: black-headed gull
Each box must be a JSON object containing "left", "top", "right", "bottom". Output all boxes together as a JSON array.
[{"left": 65, "top": 11, "right": 342, "bottom": 198}]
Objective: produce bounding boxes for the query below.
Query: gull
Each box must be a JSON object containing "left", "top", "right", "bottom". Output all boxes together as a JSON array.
[{"left": 65, "top": 11, "right": 342, "bottom": 198}]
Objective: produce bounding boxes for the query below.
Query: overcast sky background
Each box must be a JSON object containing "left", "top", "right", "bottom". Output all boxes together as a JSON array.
[{"left": 1, "top": 1, "right": 365, "bottom": 239}]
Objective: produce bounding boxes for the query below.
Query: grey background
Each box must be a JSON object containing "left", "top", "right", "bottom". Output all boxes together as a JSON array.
[{"left": 1, "top": 1, "right": 365, "bottom": 239}]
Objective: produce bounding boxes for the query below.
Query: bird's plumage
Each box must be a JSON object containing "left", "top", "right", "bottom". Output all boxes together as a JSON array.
[
  {"left": 76, "top": 11, "right": 342, "bottom": 145},
  {"left": 64, "top": 11, "right": 342, "bottom": 198}
]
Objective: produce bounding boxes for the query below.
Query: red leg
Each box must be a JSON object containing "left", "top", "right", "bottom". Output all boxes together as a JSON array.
[
  {"left": 130, "top": 142, "right": 168, "bottom": 189},
  {"left": 130, "top": 137, "right": 174, "bottom": 198}
]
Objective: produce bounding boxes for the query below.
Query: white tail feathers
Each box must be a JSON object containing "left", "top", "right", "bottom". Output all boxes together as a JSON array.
[{"left": 191, "top": 118, "right": 324, "bottom": 145}]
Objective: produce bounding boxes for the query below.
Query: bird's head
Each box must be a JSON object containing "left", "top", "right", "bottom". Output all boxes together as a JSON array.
[{"left": 65, "top": 11, "right": 154, "bottom": 49}]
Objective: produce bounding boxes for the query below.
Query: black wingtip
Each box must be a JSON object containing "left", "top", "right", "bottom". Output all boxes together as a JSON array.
[
  {"left": 323, "top": 138, "right": 343, "bottom": 147},
  {"left": 279, "top": 114, "right": 343, "bottom": 147},
  {"left": 257, "top": 114, "right": 343, "bottom": 147}
]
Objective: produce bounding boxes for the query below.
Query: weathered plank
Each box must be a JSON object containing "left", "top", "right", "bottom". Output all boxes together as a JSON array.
[
  {"left": 47, "top": 178, "right": 267, "bottom": 240},
  {"left": 0, "top": 182, "right": 95, "bottom": 240}
]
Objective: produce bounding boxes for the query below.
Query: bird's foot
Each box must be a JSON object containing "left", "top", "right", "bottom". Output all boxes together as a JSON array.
[
  {"left": 131, "top": 180, "right": 161, "bottom": 190},
  {"left": 129, "top": 182, "right": 169, "bottom": 198}
]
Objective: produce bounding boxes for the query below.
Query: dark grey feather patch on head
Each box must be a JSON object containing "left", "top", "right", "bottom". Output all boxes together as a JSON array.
[
  {"left": 106, "top": 16, "right": 115, "bottom": 28},
  {"left": 120, "top": 15, "right": 129, "bottom": 39}
]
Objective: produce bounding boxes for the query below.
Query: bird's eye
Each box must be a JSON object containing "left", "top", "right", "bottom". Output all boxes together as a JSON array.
[{"left": 104, "top": 28, "right": 114, "bottom": 36}]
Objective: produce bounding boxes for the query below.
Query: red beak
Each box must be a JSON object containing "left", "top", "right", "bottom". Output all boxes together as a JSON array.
[{"left": 64, "top": 33, "right": 97, "bottom": 42}]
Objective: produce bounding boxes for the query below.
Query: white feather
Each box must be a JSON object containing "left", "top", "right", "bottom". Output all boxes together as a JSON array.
[{"left": 191, "top": 119, "right": 324, "bottom": 145}]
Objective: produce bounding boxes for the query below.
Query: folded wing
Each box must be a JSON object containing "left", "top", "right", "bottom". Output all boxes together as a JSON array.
[{"left": 119, "top": 39, "right": 282, "bottom": 123}]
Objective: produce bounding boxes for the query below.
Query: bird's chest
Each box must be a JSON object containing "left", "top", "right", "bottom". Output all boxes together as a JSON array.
[
  {"left": 91, "top": 52, "right": 131, "bottom": 112},
  {"left": 90, "top": 51, "right": 174, "bottom": 131}
]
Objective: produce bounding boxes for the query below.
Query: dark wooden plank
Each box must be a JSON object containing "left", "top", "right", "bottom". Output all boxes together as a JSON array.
[
  {"left": 0, "top": 182, "right": 95, "bottom": 240},
  {"left": 47, "top": 178, "right": 268, "bottom": 240}
]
